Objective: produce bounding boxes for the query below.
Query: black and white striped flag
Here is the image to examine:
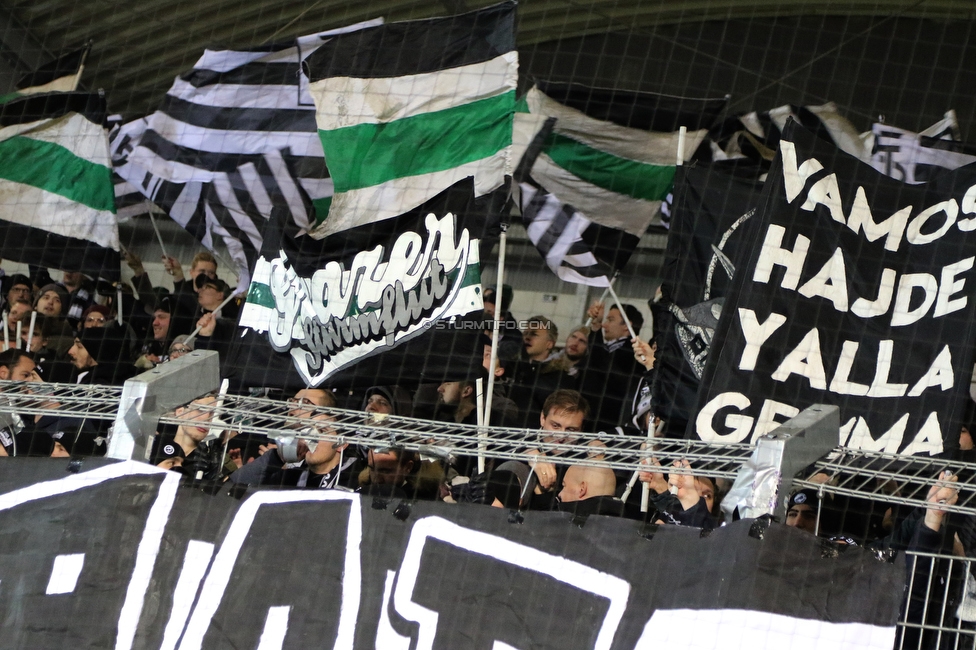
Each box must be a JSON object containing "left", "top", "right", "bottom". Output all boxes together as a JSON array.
[
  {"left": 704, "top": 102, "right": 868, "bottom": 164},
  {"left": 520, "top": 182, "right": 639, "bottom": 287},
  {"left": 111, "top": 19, "right": 380, "bottom": 282},
  {"left": 870, "top": 110, "right": 976, "bottom": 184}
]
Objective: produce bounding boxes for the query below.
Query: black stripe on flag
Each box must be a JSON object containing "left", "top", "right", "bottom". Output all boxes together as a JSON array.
[
  {"left": 137, "top": 129, "right": 324, "bottom": 174},
  {"left": 304, "top": 1, "right": 515, "bottom": 81},
  {"left": 536, "top": 80, "right": 727, "bottom": 132},
  {"left": 0, "top": 92, "right": 104, "bottom": 127},
  {"left": 521, "top": 183, "right": 638, "bottom": 284},
  {"left": 157, "top": 95, "right": 317, "bottom": 132},
  {"left": 0, "top": 219, "right": 120, "bottom": 281},
  {"left": 180, "top": 61, "right": 302, "bottom": 89},
  {"left": 15, "top": 43, "right": 89, "bottom": 90}
]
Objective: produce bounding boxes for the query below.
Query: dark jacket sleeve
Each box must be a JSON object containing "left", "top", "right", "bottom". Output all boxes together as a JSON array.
[{"left": 650, "top": 491, "right": 718, "bottom": 530}]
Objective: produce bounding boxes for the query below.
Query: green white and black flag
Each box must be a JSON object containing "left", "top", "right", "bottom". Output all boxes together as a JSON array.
[
  {"left": 514, "top": 85, "right": 709, "bottom": 236},
  {"left": 0, "top": 93, "right": 119, "bottom": 280},
  {"left": 232, "top": 177, "right": 503, "bottom": 390},
  {"left": 110, "top": 19, "right": 381, "bottom": 282},
  {"left": 520, "top": 182, "right": 639, "bottom": 287},
  {"left": 302, "top": 1, "right": 517, "bottom": 238}
]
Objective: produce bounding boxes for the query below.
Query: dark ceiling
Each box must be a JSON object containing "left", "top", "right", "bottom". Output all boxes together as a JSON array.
[{"left": 0, "top": 0, "right": 974, "bottom": 129}]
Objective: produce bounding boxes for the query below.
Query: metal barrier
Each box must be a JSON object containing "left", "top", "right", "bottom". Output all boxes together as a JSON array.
[{"left": 3, "top": 378, "right": 976, "bottom": 648}]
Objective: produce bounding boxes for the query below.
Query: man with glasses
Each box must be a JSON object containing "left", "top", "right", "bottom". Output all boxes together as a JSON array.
[
  {"left": 229, "top": 388, "right": 361, "bottom": 489},
  {"left": 167, "top": 335, "right": 194, "bottom": 361}
]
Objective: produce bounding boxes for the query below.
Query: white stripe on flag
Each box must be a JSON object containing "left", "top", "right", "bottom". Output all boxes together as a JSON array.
[
  {"left": 636, "top": 609, "right": 896, "bottom": 650},
  {"left": 0, "top": 113, "right": 111, "bottom": 166},
  {"left": 313, "top": 154, "right": 508, "bottom": 239},
  {"left": 524, "top": 87, "right": 707, "bottom": 164},
  {"left": 0, "top": 183, "right": 118, "bottom": 249},
  {"left": 167, "top": 79, "right": 311, "bottom": 111},
  {"left": 140, "top": 112, "right": 323, "bottom": 158},
  {"left": 311, "top": 52, "right": 518, "bottom": 130},
  {"left": 531, "top": 153, "right": 659, "bottom": 236}
]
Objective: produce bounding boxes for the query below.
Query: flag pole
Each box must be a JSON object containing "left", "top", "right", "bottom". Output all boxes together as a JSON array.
[
  {"left": 475, "top": 377, "right": 486, "bottom": 474},
  {"left": 606, "top": 282, "right": 644, "bottom": 362},
  {"left": 25, "top": 311, "right": 36, "bottom": 352},
  {"left": 676, "top": 125, "right": 687, "bottom": 165},
  {"left": 148, "top": 213, "right": 172, "bottom": 271},
  {"left": 183, "top": 292, "right": 238, "bottom": 345},
  {"left": 15, "top": 320, "right": 21, "bottom": 349},
  {"left": 2, "top": 314, "right": 8, "bottom": 350},
  {"left": 483, "top": 223, "right": 508, "bottom": 433},
  {"left": 584, "top": 275, "right": 616, "bottom": 329}
]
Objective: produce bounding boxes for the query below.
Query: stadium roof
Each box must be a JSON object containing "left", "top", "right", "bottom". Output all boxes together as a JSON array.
[{"left": 2, "top": 0, "right": 975, "bottom": 116}]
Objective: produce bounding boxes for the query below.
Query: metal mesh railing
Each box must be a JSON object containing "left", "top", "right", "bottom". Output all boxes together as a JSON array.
[
  {"left": 0, "top": 381, "right": 123, "bottom": 421},
  {"left": 156, "top": 392, "right": 754, "bottom": 478}
]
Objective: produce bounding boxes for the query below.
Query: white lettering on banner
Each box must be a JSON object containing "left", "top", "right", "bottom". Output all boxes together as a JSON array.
[
  {"left": 752, "top": 225, "right": 973, "bottom": 326},
  {"left": 0, "top": 461, "right": 180, "bottom": 650},
  {"left": 698, "top": 392, "right": 945, "bottom": 454},
  {"left": 737, "top": 309, "right": 786, "bottom": 371},
  {"left": 391, "top": 516, "right": 631, "bottom": 650},
  {"left": 752, "top": 400, "right": 800, "bottom": 442},
  {"left": 262, "top": 212, "right": 478, "bottom": 385},
  {"left": 635, "top": 609, "right": 896, "bottom": 650},
  {"left": 177, "top": 491, "right": 363, "bottom": 650},
  {"left": 697, "top": 392, "right": 754, "bottom": 443},
  {"left": 779, "top": 140, "right": 976, "bottom": 250},
  {"left": 752, "top": 225, "right": 809, "bottom": 289},
  {"left": 798, "top": 247, "right": 849, "bottom": 311}
]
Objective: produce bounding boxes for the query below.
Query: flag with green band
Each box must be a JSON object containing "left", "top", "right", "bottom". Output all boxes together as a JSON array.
[
  {"left": 232, "top": 177, "right": 503, "bottom": 389},
  {"left": 302, "top": 1, "right": 516, "bottom": 239},
  {"left": 514, "top": 85, "right": 709, "bottom": 237},
  {"left": 0, "top": 93, "right": 120, "bottom": 280}
]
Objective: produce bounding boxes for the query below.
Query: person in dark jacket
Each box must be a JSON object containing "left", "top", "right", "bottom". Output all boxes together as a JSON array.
[
  {"left": 638, "top": 458, "right": 718, "bottom": 530},
  {"left": 229, "top": 388, "right": 361, "bottom": 489},
  {"left": 67, "top": 325, "right": 136, "bottom": 385},
  {"left": 557, "top": 462, "right": 624, "bottom": 517},
  {"left": 578, "top": 300, "right": 646, "bottom": 432}
]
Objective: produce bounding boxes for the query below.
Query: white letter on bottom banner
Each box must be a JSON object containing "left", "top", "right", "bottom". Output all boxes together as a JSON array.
[{"left": 634, "top": 609, "right": 896, "bottom": 650}]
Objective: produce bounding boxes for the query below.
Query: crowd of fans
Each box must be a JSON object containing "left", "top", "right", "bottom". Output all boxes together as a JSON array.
[{"left": 0, "top": 254, "right": 972, "bottom": 645}]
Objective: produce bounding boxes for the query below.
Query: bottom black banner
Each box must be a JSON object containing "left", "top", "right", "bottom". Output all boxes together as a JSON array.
[{"left": 0, "top": 459, "right": 901, "bottom": 649}]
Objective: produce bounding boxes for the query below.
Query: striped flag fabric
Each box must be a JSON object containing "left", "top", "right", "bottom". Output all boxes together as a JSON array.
[
  {"left": 704, "top": 102, "right": 868, "bottom": 164},
  {"left": 870, "top": 110, "right": 976, "bottom": 184},
  {"left": 520, "top": 182, "right": 638, "bottom": 287},
  {"left": 514, "top": 85, "right": 708, "bottom": 237},
  {"left": 0, "top": 93, "right": 119, "bottom": 280},
  {"left": 0, "top": 43, "right": 90, "bottom": 103},
  {"left": 302, "top": 1, "right": 516, "bottom": 238},
  {"left": 111, "top": 19, "right": 381, "bottom": 280}
]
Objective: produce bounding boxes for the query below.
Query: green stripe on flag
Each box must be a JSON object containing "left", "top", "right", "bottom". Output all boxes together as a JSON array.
[
  {"left": 311, "top": 196, "right": 332, "bottom": 226},
  {"left": 0, "top": 135, "right": 114, "bottom": 212},
  {"left": 544, "top": 132, "right": 675, "bottom": 202},
  {"left": 319, "top": 90, "right": 514, "bottom": 193},
  {"left": 246, "top": 281, "right": 276, "bottom": 309}
]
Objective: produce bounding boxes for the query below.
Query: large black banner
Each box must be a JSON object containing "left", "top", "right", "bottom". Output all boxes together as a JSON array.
[
  {"left": 0, "top": 458, "right": 902, "bottom": 649},
  {"left": 653, "top": 164, "right": 765, "bottom": 436},
  {"left": 695, "top": 121, "right": 976, "bottom": 455}
]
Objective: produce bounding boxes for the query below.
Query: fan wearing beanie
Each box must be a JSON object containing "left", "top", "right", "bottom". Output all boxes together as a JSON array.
[{"left": 67, "top": 326, "right": 135, "bottom": 385}]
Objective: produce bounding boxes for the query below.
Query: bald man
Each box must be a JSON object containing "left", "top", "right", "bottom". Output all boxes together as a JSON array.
[{"left": 556, "top": 462, "right": 624, "bottom": 517}]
